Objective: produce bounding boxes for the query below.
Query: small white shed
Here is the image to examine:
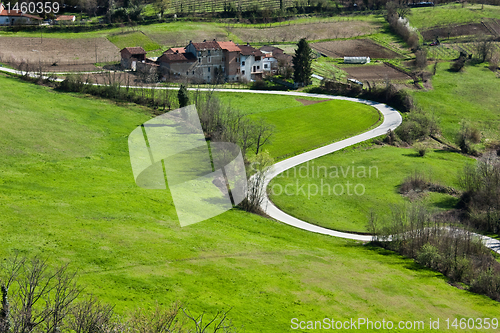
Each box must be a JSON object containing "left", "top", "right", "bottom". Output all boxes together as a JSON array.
[{"left": 344, "top": 57, "right": 371, "bottom": 64}]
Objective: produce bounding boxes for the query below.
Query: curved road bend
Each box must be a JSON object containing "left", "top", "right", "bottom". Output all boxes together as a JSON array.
[{"left": 1, "top": 66, "right": 498, "bottom": 252}]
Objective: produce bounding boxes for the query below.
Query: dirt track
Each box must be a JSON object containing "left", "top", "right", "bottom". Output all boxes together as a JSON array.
[
  {"left": 0, "top": 37, "right": 119, "bottom": 66},
  {"left": 311, "top": 39, "right": 400, "bottom": 59}
]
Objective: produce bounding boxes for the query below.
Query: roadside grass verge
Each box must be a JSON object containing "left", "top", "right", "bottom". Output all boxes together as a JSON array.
[
  {"left": 409, "top": 4, "right": 500, "bottom": 29},
  {"left": 250, "top": 99, "right": 381, "bottom": 159},
  {"left": 411, "top": 62, "right": 500, "bottom": 143},
  {"left": 1, "top": 75, "right": 500, "bottom": 331},
  {"left": 107, "top": 31, "right": 161, "bottom": 51},
  {"left": 269, "top": 145, "right": 473, "bottom": 233}
]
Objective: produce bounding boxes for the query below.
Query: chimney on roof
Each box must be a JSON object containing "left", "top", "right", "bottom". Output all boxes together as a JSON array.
[
  {"left": 213, "top": 39, "right": 216, "bottom": 41},
  {"left": 175, "top": 50, "right": 179, "bottom": 53},
  {"left": 203, "top": 39, "right": 206, "bottom": 42}
]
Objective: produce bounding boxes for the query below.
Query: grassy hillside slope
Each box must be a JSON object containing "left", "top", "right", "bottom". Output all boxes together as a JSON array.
[{"left": 0, "top": 75, "right": 499, "bottom": 331}]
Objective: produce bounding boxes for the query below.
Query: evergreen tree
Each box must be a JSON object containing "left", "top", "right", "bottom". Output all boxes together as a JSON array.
[
  {"left": 292, "top": 38, "right": 312, "bottom": 86},
  {"left": 177, "top": 84, "right": 189, "bottom": 108}
]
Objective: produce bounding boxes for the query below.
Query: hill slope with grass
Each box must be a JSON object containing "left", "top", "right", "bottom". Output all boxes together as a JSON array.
[
  {"left": 0, "top": 75, "right": 499, "bottom": 331},
  {"left": 409, "top": 4, "right": 500, "bottom": 29},
  {"left": 270, "top": 145, "right": 473, "bottom": 233},
  {"left": 412, "top": 63, "right": 500, "bottom": 144}
]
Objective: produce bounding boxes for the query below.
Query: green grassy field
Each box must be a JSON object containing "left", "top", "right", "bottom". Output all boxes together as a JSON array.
[
  {"left": 270, "top": 145, "right": 473, "bottom": 233},
  {"left": 1, "top": 75, "right": 500, "bottom": 331},
  {"left": 412, "top": 62, "right": 500, "bottom": 143},
  {"left": 107, "top": 31, "right": 161, "bottom": 51},
  {"left": 409, "top": 4, "right": 500, "bottom": 29},
  {"left": 216, "top": 92, "right": 318, "bottom": 115},
  {"left": 250, "top": 100, "right": 381, "bottom": 159}
]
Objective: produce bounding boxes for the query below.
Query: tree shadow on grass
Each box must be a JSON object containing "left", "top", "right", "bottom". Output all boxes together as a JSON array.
[
  {"left": 361, "top": 242, "right": 446, "bottom": 279},
  {"left": 432, "top": 195, "right": 459, "bottom": 209}
]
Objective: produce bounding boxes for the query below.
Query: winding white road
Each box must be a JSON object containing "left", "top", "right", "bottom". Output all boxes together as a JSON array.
[{"left": 1, "top": 66, "right": 499, "bottom": 253}]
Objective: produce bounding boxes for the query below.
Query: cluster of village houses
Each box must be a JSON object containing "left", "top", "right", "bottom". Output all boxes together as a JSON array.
[
  {"left": 0, "top": 4, "right": 75, "bottom": 25},
  {"left": 120, "top": 40, "right": 292, "bottom": 83}
]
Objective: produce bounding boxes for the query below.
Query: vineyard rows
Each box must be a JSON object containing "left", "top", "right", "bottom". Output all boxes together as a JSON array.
[
  {"left": 172, "top": 0, "right": 296, "bottom": 13},
  {"left": 427, "top": 42, "right": 500, "bottom": 60}
]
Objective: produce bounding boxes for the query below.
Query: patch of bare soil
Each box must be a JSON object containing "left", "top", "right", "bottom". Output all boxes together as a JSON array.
[
  {"left": 0, "top": 37, "right": 119, "bottom": 67},
  {"left": 311, "top": 39, "right": 400, "bottom": 59},
  {"left": 421, "top": 23, "right": 491, "bottom": 41},
  {"left": 230, "top": 20, "right": 379, "bottom": 43},
  {"left": 343, "top": 63, "right": 411, "bottom": 81},
  {"left": 296, "top": 98, "right": 328, "bottom": 106}
]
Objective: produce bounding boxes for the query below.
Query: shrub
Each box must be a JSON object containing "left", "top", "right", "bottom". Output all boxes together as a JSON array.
[
  {"left": 414, "top": 142, "right": 427, "bottom": 157},
  {"left": 456, "top": 122, "right": 481, "bottom": 155},
  {"left": 395, "top": 121, "right": 425, "bottom": 144},
  {"left": 417, "top": 243, "right": 441, "bottom": 270},
  {"left": 383, "top": 129, "right": 396, "bottom": 145},
  {"left": 450, "top": 58, "right": 466, "bottom": 72},
  {"left": 399, "top": 172, "right": 429, "bottom": 194}
]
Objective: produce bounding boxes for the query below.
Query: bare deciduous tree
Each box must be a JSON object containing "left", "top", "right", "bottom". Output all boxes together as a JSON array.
[{"left": 475, "top": 38, "right": 495, "bottom": 63}]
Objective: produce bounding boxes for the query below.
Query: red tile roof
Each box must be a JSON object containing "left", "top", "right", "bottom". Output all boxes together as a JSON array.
[
  {"left": 217, "top": 41, "right": 240, "bottom": 52},
  {"left": 55, "top": 15, "right": 75, "bottom": 21},
  {"left": 121, "top": 47, "right": 147, "bottom": 55},
  {"left": 165, "top": 47, "right": 186, "bottom": 54},
  {"left": 191, "top": 41, "right": 221, "bottom": 51},
  {"left": 0, "top": 4, "right": 42, "bottom": 19}
]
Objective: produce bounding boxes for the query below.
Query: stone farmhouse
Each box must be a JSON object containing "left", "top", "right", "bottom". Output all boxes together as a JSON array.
[
  {"left": 0, "top": 3, "right": 42, "bottom": 25},
  {"left": 120, "top": 40, "right": 291, "bottom": 83}
]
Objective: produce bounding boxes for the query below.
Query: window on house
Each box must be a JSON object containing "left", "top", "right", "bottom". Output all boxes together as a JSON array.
[
  {"left": 186, "top": 71, "right": 189, "bottom": 75},
  {"left": 208, "top": 57, "right": 211, "bottom": 63},
  {"left": 255, "top": 56, "right": 261, "bottom": 61},
  {"left": 208, "top": 50, "right": 211, "bottom": 56},
  {"left": 264, "top": 64, "right": 268, "bottom": 69},
  {"left": 242, "top": 70, "right": 245, "bottom": 75},
  {"left": 257, "top": 66, "right": 260, "bottom": 70},
  {"left": 241, "top": 61, "right": 245, "bottom": 66},
  {"left": 192, "top": 71, "right": 195, "bottom": 75},
  {"left": 208, "top": 67, "right": 211, "bottom": 72},
  {"left": 199, "top": 58, "right": 201, "bottom": 63}
]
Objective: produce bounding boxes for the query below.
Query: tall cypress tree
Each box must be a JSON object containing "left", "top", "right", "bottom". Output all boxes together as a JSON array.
[
  {"left": 292, "top": 38, "right": 312, "bottom": 87},
  {"left": 177, "top": 84, "right": 189, "bottom": 108}
]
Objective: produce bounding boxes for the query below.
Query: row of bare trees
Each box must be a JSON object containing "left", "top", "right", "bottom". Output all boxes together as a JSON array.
[
  {"left": 386, "top": 2, "right": 419, "bottom": 50},
  {"left": 370, "top": 203, "right": 500, "bottom": 301},
  {"left": 191, "top": 90, "right": 274, "bottom": 159},
  {"left": 0, "top": 255, "right": 236, "bottom": 333},
  {"left": 189, "top": 90, "right": 275, "bottom": 213},
  {"left": 459, "top": 154, "right": 500, "bottom": 234}
]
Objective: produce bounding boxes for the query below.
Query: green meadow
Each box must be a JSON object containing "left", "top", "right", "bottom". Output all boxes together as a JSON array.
[
  {"left": 1, "top": 75, "right": 500, "bottom": 331},
  {"left": 250, "top": 100, "right": 381, "bottom": 159},
  {"left": 270, "top": 145, "right": 473, "bottom": 233},
  {"left": 107, "top": 31, "right": 161, "bottom": 51},
  {"left": 409, "top": 4, "right": 500, "bottom": 29},
  {"left": 412, "top": 63, "right": 500, "bottom": 143}
]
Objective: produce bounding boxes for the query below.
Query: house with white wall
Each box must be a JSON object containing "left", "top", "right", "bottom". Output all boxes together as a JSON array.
[{"left": 0, "top": 3, "right": 42, "bottom": 25}]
